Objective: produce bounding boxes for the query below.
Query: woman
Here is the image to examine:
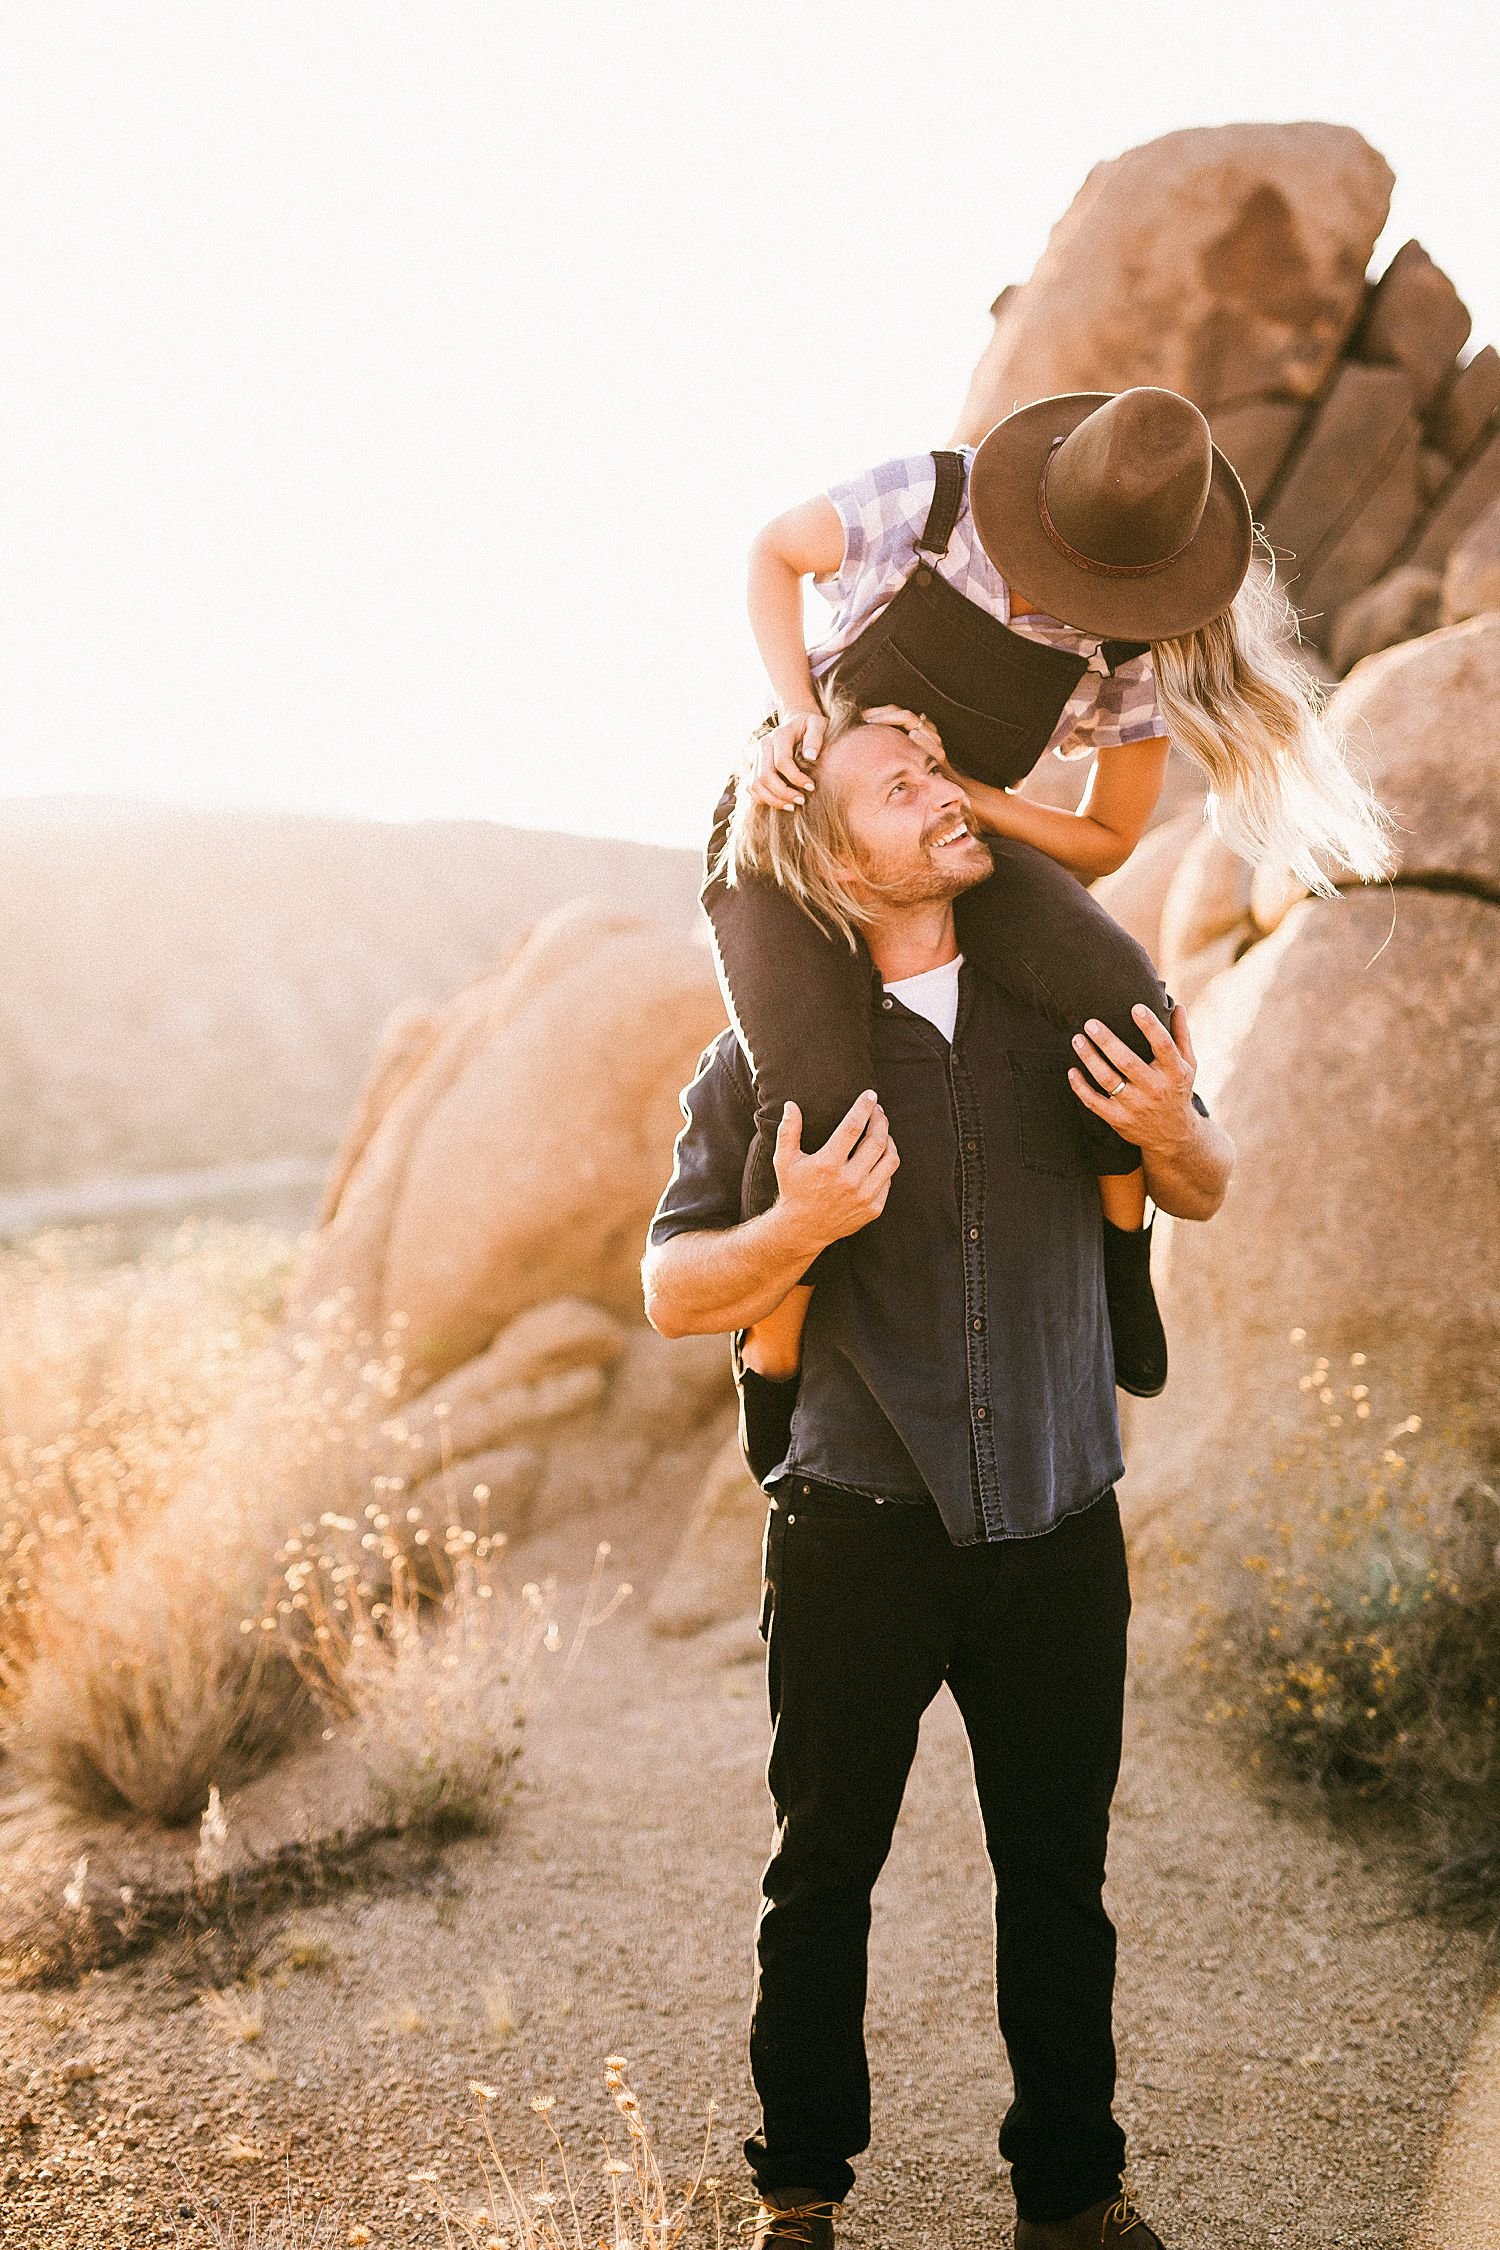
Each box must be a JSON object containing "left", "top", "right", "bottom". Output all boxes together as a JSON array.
[{"left": 703, "top": 386, "right": 1392, "bottom": 1426}]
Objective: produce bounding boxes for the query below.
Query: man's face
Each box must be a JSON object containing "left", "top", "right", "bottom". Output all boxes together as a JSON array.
[{"left": 824, "top": 725, "right": 994, "bottom": 905}]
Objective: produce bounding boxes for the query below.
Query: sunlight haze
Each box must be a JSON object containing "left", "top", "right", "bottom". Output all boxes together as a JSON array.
[{"left": 1, "top": 1, "right": 1496, "bottom": 847}]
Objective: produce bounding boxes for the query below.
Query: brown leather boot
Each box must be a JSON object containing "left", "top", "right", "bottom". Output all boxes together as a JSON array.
[
  {"left": 1014, "top": 2184, "right": 1167, "bottom": 2249},
  {"left": 738, "top": 2184, "right": 842, "bottom": 2247}
]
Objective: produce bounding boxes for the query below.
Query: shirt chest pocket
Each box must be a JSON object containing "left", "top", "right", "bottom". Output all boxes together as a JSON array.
[{"left": 1007, "top": 1049, "right": 1094, "bottom": 1179}]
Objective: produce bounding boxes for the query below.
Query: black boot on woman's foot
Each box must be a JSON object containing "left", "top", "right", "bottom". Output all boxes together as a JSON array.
[{"left": 1103, "top": 1215, "right": 1167, "bottom": 1399}]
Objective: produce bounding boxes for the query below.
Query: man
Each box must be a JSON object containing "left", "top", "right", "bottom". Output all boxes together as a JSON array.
[{"left": 641, "top": 706, "right": 1233, "bottom": 2250}]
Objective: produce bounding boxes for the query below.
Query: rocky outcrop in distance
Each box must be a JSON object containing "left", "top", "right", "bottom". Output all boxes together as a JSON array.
[{"left": 0, "top": 802, "right": 700, "bottom": 1212}]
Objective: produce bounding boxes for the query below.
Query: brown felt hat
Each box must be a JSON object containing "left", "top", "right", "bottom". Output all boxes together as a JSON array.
[{"left": 968, "top": 386, "right": 1254, "bottom": 640}]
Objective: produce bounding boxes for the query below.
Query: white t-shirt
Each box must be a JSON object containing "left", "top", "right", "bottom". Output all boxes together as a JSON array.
[{"left": 883, "top": 953, "right": 963, "bottom": 1043}]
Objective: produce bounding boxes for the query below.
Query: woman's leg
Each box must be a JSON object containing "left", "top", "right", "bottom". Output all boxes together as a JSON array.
[
  {"left": 954, "top": 834, "right": 1170, "bottom": 1087},
  {"left": 952, "top": 835, "right": 1171, "bottom": 1396},
  {"left": 702, "top": 780, "right": 877, "bottom": 1218}
]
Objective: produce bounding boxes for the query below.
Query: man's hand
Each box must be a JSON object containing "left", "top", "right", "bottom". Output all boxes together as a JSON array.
[
  {"left": 1068, "top": 1002, "right": 1197, "bottom": 1154},
  {"left": 773, "top": 1088, "right": 899, "bottom": 1250},
  {"left": 1068, "top": 1001, "right": 1233, "bottom": 1222},
  {"left": 749, "top": 710, "right": 826, "bottom": 809}
]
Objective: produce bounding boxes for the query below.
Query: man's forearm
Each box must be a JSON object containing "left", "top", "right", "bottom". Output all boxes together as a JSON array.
[
  {"left": 643, "top": 1205, "right": 825, "bottom": 1339},
  {"left": 1140, "top": 1108, "right": 1235, "bottom": 1221}
]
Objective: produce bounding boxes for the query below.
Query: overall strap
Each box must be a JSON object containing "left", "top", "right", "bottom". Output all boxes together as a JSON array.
[
  {"left": 1100, "top": 635, "right": 1151, "bottom": 672},
  {"left": 915, "top": 450, "right": 966, "bottom": 559}
]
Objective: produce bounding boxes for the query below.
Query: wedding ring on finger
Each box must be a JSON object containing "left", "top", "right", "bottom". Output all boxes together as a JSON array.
[{"left": 1109, "top": 1077, "right": 1129, "bottom": 1097}]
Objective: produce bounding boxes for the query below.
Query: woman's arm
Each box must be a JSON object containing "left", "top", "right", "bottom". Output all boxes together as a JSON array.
[
  {"left": 744, "top": 496, "right": 848, "bottom": 809},
  {"left": 962, "top": 733, "right": 1172, "bottom": 880},
  {"left": 748, "top": 495, "right": 845, "bottom": 711}
]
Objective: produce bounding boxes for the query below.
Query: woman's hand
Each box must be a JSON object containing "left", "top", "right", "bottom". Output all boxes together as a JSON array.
[
  {"left": 749, "top": 709, "right": 826, "bottom": 809},
  {"left": 860, "top": 704, "right": 945, "bottom": 760}
]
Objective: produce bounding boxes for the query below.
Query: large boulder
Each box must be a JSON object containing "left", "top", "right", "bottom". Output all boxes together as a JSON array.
[
  {"left": 1126, "top": 887, "right": 1500, "bottom": 1571},
  {"left": 648, "top": 1432, "right": 767, "bottom": 1638},
  {"left": 955, "top": 124, "right": 1393, "bottom": 440},
  {"left": 288, "top": 902, "right": 727, "bottom": 1385},
  {"left": 1089, "top": 810, "right": 1202, "bottom": 962},
  {"left": 1440, "top": 495, "right": 1500, "bottom": 625},
  {"left": 1124, "top": 622, "right": 1500, "bottom": 1567},
  {"left": 1318, "top": 612, "right": 1500, "bottom": 887},
  {"left": 1347, "top": 238, "right": 1472, "bottom": 410},
  {"left": 1158, "top": 827, "right": 1256, "bottom": 1007},
  {"left": 1329, "top": 564, "right": 1442, "bottom": 675}
]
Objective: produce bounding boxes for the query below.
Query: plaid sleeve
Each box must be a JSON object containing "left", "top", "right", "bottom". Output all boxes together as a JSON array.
[
  {"left": 812, "top": 452, "right": 937, "bottom": 613},
  {"left": 1055, "top": 651, "right": 1169, "bottom": 758}
]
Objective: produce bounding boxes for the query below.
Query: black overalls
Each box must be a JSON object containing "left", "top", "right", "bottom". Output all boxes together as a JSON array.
[{"left": 702, "top": 448, "right": 1171, "bottom": 1215}]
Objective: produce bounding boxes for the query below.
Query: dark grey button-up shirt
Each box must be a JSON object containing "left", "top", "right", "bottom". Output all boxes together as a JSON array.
[{"left": 648, "top": 960, "right": 1156, "bottom": 1547}]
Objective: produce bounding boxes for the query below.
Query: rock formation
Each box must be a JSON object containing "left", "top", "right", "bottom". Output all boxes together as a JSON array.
[
  {"left": 956, "top": 124, "right": 1395, "bottom": 451},
  {"left": 0, "top": 806, "right": 701, "bottom": 1219},
  {"left": 289, "top": 902, "right": 728, "bottom": 1385},
  {"left": 957, "top": 122, "right": 1500, "bottom": 675},
  {"left": 1124, "top": 617, "right": 1500, "bottom": 1570}
]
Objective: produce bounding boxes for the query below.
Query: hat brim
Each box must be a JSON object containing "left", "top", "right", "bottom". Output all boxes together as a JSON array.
[{"left": 968, "top": 392, "right": 1254, "bottom": 641}]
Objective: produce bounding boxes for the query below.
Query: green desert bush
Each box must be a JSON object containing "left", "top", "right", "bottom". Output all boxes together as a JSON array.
[{"left": 1195, "top": 1335, "right": 1500, "bottom": 1926}]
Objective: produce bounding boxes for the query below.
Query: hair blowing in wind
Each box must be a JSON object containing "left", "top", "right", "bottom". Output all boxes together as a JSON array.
[{"left": 1151, "top": 534, "right": 1396, "bottom": 896}]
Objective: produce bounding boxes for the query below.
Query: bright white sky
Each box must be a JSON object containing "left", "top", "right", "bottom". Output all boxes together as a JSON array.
[{"left": 1, "top": 2, "right": 1496, "bottom": 849}]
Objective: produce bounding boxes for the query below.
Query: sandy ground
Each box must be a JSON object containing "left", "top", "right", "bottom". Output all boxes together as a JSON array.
[{"left": 0, "top": 1490, "right": 1493, "bottom": 2250}]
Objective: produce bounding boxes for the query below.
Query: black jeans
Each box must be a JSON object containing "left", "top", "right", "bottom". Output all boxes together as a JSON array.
[
  {"left": 702, "top": 787, "right": 1168, "bottom": 1214},
  {"left": 744, "top": 1480, "right": 1132, "bottom": 2224}
]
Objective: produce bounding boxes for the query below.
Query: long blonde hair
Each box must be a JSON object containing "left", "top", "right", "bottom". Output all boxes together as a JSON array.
[
  {"left": 723, "top": 527, "right": 1394, "bottom": 935},
  {"left": 1152, "top": 530, "right": 1395, "bottom": 895},
  {"left": 716, "top": 682, "right": 890, "bottom": 951}
]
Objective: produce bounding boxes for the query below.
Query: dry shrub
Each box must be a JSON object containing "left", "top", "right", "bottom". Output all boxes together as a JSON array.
[
  {"left": 0, "top": 1220, "right": 294, "bottom": 1669},
  {"left": 427, "top": 2058, "right": 725, "bottom": 2249},
  {"left": 278, "top": 1536, "right": 628, "bottom": 1842},
  {"left": 1194, "top": 1334, "right": 1500, "bottom": 1929},
  {"left": 0, "top": 1234, "right": 415, "bottom": 1823},
  {"left": 175, "top": 2059, "right": 727, "bottom": 2250},
  {"left": 173, "top": 2182, "right": 345, "bottom": 2248},
  {"left": 0, "top": 1223, "right": 632, "bottom": 1837}
]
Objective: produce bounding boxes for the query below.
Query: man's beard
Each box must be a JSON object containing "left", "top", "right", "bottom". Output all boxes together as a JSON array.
[{"left": 858, "top": 824, "right": 995, "bottom": 907}]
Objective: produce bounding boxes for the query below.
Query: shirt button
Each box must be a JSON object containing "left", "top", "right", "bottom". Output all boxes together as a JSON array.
[
  {"left": 875, "top": 1496, "right": 885, "bottom": 1506},
  {"left": 965, "top": 1138, "right": 977, "bottom": 1153},
  {"left": 968, "top": 1226, "right": 979, "bottom": 1240},
  {"left": 976, "top": 1405, "right": 988, "bottom": 1421},
  {"left": 972, "top": 1316, "right": 984, "bottom": 1332},
  {"left": 801, "top": 1483, "right": 811, "bottom": 1496},
  {"left": 882, "top": 996, "right": 894, "bottom": 1010}
]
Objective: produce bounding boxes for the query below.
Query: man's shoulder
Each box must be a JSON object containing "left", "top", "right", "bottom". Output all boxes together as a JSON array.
[
  {"left": 679, "top": 1026, "right": 756, "bottom": 1123},
  {"left": 956, "top": 959, "right": 1067, "bottom": 1046}
]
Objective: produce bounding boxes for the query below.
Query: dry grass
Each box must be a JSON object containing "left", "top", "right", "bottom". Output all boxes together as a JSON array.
[
  {"left": 421, "top": 2058, "right": 725, "bottom": 2250},
  {"left": 0, "top": 1226, "right": 431, "bottom": 1823},
  {"left": 1194, "top": 1333, "right": 1500, "bottom": 1932},
  {"left": 0, "top": 1220, "right": 294, "bottom": 1669},
  {"left": 0, "top": 1217, "right": 634, "bottom": 1829},
  {"left": 173, "top": 2176, "right": 347, "bottom": 2248},
  {"left": 171, "top": 2059, "right": 728, "bottom": 2249}
]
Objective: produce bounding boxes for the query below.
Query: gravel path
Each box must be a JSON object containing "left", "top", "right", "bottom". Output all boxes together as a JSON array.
[{"left": 0, "top": 1492, "right": 1493, "bottom": 2250}]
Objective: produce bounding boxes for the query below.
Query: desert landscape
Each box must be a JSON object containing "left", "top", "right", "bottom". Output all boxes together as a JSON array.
[{"left": 2, "top": 115, "right": 1499, "bottom": 2250}]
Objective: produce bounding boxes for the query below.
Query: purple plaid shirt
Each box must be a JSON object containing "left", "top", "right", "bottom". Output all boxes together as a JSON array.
[{"left": 809, "top": 448, "right": 1168, "bottom": 763}]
